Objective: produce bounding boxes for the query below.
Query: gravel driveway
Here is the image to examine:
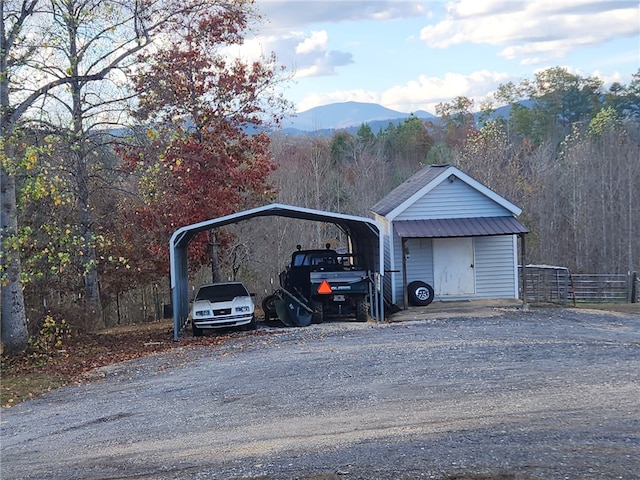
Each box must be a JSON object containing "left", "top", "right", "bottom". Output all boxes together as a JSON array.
[{"left": 2, "top": 307, "right": 639, "bottom": 480}]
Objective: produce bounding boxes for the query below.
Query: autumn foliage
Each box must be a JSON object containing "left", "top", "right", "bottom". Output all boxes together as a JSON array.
[{"left": 116, "top": 2, "right": 289, "bottom": 279}]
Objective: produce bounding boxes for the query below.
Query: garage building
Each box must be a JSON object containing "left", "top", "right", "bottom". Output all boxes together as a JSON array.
[{"left": 372, "top": 164, "right": 529, "bottom": 308}]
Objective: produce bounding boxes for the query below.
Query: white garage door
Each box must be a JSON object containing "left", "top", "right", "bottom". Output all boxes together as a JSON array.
[{"left": 433, "top": 237, "right": 475, "bottom": 296}]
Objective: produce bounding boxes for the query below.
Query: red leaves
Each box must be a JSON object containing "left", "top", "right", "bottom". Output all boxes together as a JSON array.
[{"left": 115, "top": 3, "right": 287, "bottom": 279}]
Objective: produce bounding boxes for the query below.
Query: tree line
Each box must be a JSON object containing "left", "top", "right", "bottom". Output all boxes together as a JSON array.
[
  {"left": 1, "top": 0, "right": 638, "bottom": 355},
  {"left": 268, "top": 68, "right": 639, "bottom": 279}
]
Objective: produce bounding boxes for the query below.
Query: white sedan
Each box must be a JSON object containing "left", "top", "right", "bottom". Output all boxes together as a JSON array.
[{"left": 190, "top": 282, "right": 256, "bottom": 336}]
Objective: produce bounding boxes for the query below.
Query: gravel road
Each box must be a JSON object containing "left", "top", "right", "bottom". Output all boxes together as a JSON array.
[{"left": 1, "top": 307, "right": 639, "bottom": 480}]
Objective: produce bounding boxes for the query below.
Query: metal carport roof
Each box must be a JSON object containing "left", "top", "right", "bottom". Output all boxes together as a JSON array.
[{"left": 170, "top": 203, "right": 383, "bottom": 340}]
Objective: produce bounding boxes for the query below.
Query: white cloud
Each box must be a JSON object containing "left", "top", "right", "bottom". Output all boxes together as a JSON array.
[
  {"left": 296, "top": 70, "right": 513, "bottom": 113},
  {"left": 256, "top": 1, "right": 427, "bottom": 31},
  {"left": 229, "top": 29, "right": 352, "bottom": 78},
  {"left": 499, "top": 33, "right": 616, "bottom": 64},
  {"left": 295, "top": 30, "right": 328, "bottom": 55},
  {"left": 451, "top": 0, "right": 525, "bottom": 18},
  {"left": 382, "top": 70, "right": 512, "bottom": 112},
  {"left": 294, "top": 50, "right": 354, "bottom": 77},
  {"left": 420, "top": 0, "right": 640, "bottom": 63}
]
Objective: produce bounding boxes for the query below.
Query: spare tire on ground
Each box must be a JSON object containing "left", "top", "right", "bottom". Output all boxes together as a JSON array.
[{"left": 407, "top": 281, "right": 435, "bottom": 306}]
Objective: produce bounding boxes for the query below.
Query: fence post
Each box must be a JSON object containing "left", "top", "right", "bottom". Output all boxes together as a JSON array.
[
  {"left": 520, "top": 234, "right": 527, "bottom": 307},
  {"left": 630, "top": 271, "right": 638, "bottom": 303}
]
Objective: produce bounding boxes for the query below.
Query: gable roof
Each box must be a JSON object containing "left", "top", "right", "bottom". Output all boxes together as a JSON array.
[
  {"left": 371, "top": 164, "right": 448, "bottom": 217},
  {"left": 371, "top": 164, "right": 522, "bottom": 220}
]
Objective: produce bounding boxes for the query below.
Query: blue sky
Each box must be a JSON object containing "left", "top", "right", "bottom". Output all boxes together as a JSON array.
[{"left": 236, "top": 0, "right": 640, "bottom": 114}]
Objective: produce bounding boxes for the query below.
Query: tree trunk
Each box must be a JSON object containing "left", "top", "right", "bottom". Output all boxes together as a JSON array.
[
  {"left": 1, "top": 2, "right": 29, "bottom": 353},
  {"left": 1, "top": 163, "right": 29, "bottom": 353},
  {"left": 67, "top": 8, "right": 104, "bottom": 331},
  {"left": 210, "top": 231, "right": 221, "bottom": 283},
  {"left": 77, "top": 156, "right": 105, "bottom": 331}
]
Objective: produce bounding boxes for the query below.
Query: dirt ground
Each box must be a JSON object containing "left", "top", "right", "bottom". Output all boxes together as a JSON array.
[{"left": 1, "top": 305, "right": 639, "bottom": 480}]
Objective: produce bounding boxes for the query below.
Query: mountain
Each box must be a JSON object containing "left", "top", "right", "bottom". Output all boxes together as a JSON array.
[{"left": 283, "top": 101, "right": 435, "bottom": 134}]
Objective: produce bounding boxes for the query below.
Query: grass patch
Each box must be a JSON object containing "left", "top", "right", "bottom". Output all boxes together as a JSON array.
[{"left": 1, "top": 371, "right": 66, "bottom": 407}]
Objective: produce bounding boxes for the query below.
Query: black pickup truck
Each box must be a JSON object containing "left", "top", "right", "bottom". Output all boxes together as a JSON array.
[{"left": 263, "top": 245, "right": 371, "bottom": 326}]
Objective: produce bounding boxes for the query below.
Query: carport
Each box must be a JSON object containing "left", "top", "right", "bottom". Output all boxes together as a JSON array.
[{"left": 170, "top": 203, "right": 383, "bottom": 340}]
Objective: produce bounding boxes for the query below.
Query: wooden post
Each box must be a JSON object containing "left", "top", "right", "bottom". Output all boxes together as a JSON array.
[
  {"left": 402, "top": 238, "right": 408, "bottom": 310},
  {"left": 520, "top": 234, "right": 527, "bottom": 307},
  {"left": 630, "top": 271, "right": 638, "bottom": 303}
]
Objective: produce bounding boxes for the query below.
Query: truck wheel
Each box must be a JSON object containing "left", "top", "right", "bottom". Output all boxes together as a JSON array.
[
  {"left": 262, "top": 295, "right": 277, "bottom": 322},
  {"left": 407, "top": 281, "right": 434, "bottom": 306},
  {"left": 355, "top": 299, "right": 369, "bottom": 322},
  {"left": 311, "top": 300, "right": 324, "bottom": 323}
]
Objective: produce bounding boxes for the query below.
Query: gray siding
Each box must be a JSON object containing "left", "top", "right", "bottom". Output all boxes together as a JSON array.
[
  {"left": 390, "top": 229, "right": 520, "bottom": 304},
  {"left": 474, "top": 235, "right": 518, "bottom": 298},
  {"left": 397, "top": 180, "right": 510, "bottom": 220},
  {"left": 406, "top": 238, "right": 433, "bottom": 285},
  {"left": 390, "top": 235, "right": 435, "bottom": 306}
]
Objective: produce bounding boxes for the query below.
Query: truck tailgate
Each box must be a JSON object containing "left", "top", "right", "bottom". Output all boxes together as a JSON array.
[{"left": 310, "top": 270, "right": 369, "bottom": 285}]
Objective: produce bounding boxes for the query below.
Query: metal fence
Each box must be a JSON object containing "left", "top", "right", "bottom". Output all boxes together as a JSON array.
[
  {"left": 570, "top": 274, "right": 630, "bottom": 303},
  {"left": 521, "top": 265, "right": 572, "bottom": 305},
  {"left": 521, "top": 266, "right": 638, "bottom": 305}
]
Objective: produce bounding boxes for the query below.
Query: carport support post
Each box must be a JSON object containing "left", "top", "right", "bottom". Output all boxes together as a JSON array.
[
  {"left": 402, "top": 237, "right": 408, "bottom": 309},
  {"left": 171, "top": 241, "right": 190, "bottom": 341}
]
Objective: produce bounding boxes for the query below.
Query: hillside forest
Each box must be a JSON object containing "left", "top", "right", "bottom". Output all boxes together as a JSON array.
[{"left": 1, "top": 0, "right": 639, "bottom": 354}]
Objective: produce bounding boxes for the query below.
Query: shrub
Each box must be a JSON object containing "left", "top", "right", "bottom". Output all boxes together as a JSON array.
[{"left": 26, "top": 315, "right": 72, "bottom": 365}]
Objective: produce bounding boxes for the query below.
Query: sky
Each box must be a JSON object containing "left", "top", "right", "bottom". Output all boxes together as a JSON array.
[{"left": 235, "top": 0, "right": 640, "bottom": 114}]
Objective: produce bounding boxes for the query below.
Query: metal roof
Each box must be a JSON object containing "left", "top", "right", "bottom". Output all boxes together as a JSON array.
[
  {"left": 371, "top": 164, "right": 448, "bottom": 216},
  {"left": 170, "top": 203, "right": 383, "bottom": 339},
  {"left": 394, "top": 216, "right": 529, "bottom": 238}
]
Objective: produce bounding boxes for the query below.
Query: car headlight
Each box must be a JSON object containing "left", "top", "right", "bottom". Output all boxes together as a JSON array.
[
  {"left": 235, "top": 306, "right": 250, "bottom": 313},
  {"left": 195, "top": 310, "right": 211, "bottom": 316}
]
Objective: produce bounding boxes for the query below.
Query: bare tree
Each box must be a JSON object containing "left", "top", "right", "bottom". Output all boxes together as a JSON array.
[
  {"left": 1, "top": 0, "right": 230, "bottom": 351},
  {"left": 2, "top": 0, "right": 47, "bottom": 353}
]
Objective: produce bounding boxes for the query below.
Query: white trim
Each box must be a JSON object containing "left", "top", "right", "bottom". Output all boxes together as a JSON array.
[{"left": 390, "top": 228, "right": 397, "bottom": 304}]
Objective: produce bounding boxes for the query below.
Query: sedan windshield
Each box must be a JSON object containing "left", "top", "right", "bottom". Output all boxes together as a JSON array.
[{"left": 196, "top": 284, "right": 249, "bottom": 302}]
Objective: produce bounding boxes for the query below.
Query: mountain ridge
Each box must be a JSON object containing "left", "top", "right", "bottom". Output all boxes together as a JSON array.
[{"left": 284, "top": 101, "right": 435, "bottom": 133}]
